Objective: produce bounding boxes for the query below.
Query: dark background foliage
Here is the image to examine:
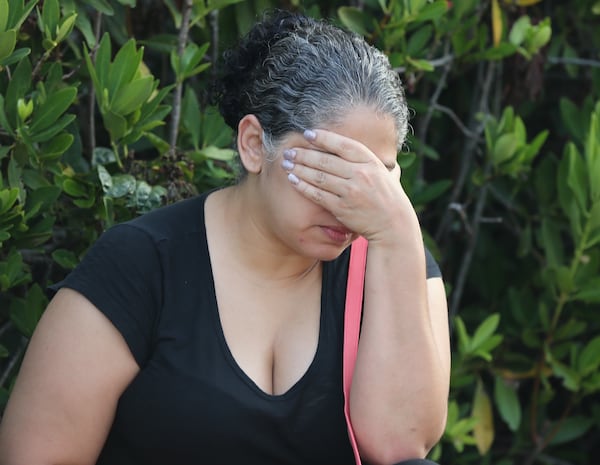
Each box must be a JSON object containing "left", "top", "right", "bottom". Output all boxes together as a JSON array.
[{"left": 1, "top": 0, "right": 599, "bottom": 463}]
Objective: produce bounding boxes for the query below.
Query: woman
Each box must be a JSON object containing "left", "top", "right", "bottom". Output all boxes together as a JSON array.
[{"left": 0, "top": 10, "right": 450, "bottom": 465}]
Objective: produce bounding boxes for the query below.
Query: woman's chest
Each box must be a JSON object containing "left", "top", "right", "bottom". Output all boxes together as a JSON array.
[{"left": 103, "top": 289, "right": 352, "bottom": 465}]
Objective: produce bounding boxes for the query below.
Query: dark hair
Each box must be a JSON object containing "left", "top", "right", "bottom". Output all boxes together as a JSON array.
[{"left": 215, "top": 10, "right": 409, "bottom": 174}]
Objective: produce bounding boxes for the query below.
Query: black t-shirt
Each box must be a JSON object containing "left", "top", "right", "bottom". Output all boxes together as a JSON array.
[{"left": 50, "top": 191, "right": 442, "bottom": 465}]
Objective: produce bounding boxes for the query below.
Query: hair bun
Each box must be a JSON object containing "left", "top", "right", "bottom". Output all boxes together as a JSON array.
[{"left": 216, "top": 10, "right": 312, "bottom": 129}]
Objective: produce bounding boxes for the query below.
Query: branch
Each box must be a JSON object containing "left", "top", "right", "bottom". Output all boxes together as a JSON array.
[
  {"left": 88, "top": 11, "right": 103, "bottom": 159},
  {"left": 0, "top": 337, "right": 27, "bottom": 388},
  {"left": 168, "top": 0, "right": 194, "bottom": 158},
  {"left": 431, "top": 103, "right": 479, "bottom": 139},
  {"left": 547, "top": 56, "right": 600, "bottom": 69},
  {"left": 209, "top": 9, "right": 219, "bottom": 85},
  {"left": 434, "top": 61, "right": 496, "bottom": 243},
  {"left": 0, "top": 321, "right": 13, "bottom": 339},
  {"left": 449, "top": 162, "right": 493, "bottom": 317},
  {"left": 415, "top": 42, "right": 452, "bottom": 178},
  {"left": 393, "top": 53, "right": 454, "bottom": 74}
]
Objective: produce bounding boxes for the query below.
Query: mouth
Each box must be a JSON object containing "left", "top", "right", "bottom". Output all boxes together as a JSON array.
[{"left": 320, "top": 225, "right": 353, "bottom": 244}]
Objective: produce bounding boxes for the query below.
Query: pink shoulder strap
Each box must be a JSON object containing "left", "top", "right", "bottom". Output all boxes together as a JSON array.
[{"left": 343, "top": 236, "right": 368, "bottom": 465}]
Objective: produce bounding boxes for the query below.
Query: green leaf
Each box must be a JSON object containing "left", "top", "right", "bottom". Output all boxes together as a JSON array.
[
  {"left": 555, "top": 266, "right": 574, "bottom": 294},
  {"left": 554, "top": 318, "right": 587, "bottom": 341},
  {"left": 566, "top": 144, "right": 589, "bottom": 214},
  {"left": 472, "top": 379, "right": 494, "bottom": 454},
  {"left": 411, "top": 179, "right": 452, "bottom": 205},
  {"left": 10, "top": 284, "right": 47, "bottom": 337},
  {"left": 578, "top": 336, "right": 600, "bottom": 376},
  {"left": 110, "top": 76, "right": 154, "bottom": 115},
  {"left": 180, "top": 42, "right": 209, "bottom": 75},
  {"left": 405, "top": 56, "right": 434, "bottom": 71},
  {"left": 29, "top": 87, "right": 77, "bottom": 133},
  {"left": 83, "top": 0, "right": 114, "bottom": 15},
  {"left": 103, "top": 110, "right": 127, "bottom": 141},
  {"left": 547, "top": 354, "right": 580, "bottom": 391},
  {"left": 5, "top": 57, "right": 32, "bottom": 127},
  {"left": 469, "top": 314, "right": 500, "bottom": 353},
  {"left": 494, "top": 376, "right": 521, "bottom": 431},
  {"left": 41, "top": 0, "right": 60, "bottom": 37},
  {"left": 559, "top": 98, "right": 584, "bottom": 142},
  {"left": 0, "top": 29, "right": 16, "bottom": 61},
  {"left": 338, "top": 6, "right": 372, "bottom": 37},
  {"left": 508, "top": 16, "right": 530, "bottom": 46},
  {"left": 29, "top": 114, "right": 76, "bottom": 143},
  {"left": 413, "top": 0, "right": 448, "bottom": 22},
  {"left": 24, "top": 186, "right": 60, "bottom": 220},
  {"left": 0, "top": 0, "right": 8, "bottom": 31},
  {"left": 201, "top": 106, "right": 232, "bottom": 148},
  {"left": 108, "top": 39, "right": 143, "bottom": 97},
  {"left": 0, "top": 188, "right": 20, "bottom": 215},
  {"left": 477, "top": 43, "right": 518, "bottom": 61},
  {"left": 454, "top": 316, "right": 470, "bottom": 354},
  {"left": 97, "top": 165, "right": 113, "bottom": 191},
  {"left": 549, "top": 417, "right": 594, "bottom": 445},
  {"left": 585, "top": 113, "right": 600, "bottom": 201},
  {"left": 0, "top": 94, "right": 14, "bottom": 136},
  {"left": 7, "top": 0, "right": 38, "bottom": 31},
  {"left": 540, "top": 219, "right": 564, "bottom": 268},
  {"left": 527, "top": 20, "right": 551, "bottom": 52},
  {"left": 188, "top": 146, "right": 236, "bottom": 162},
  {"left": 95, "top": 33, "right": 112, "bottom": 93},
  {"left": 406, "top": 25, "right": 433, "bottom": 56},
  {"left": 56, "top": 11, "right": 77, "bottom": 43},
  {"left": 62, "top": 178, "right": 88, "bottom": 197},
  {"left": 182, "top": 86, "right": 202, "bottom": 148},
  {"left": 39, "top": 132, "right": 74, "bottom": 160},
  {"left": 104, "top": 174, "right": 136, "bottom": 198},
  {"left": 51, "top": 248, "right": 79, "bottom": 269},
  {"left": 492, "top": 133, "right": 519, "bottom": 165},
  {"left": 0, "top": 46, "right": 31, "bottom": 67},
  {"left": 573, "top": 277, "right": 600, "bottom": 303}
]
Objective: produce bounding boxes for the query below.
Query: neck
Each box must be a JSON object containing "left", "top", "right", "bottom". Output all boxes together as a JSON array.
[{"left": 209, "top": 184, "right": 321, "bottom": 284}]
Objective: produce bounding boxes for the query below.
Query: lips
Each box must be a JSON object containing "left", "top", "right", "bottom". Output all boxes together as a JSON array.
[{"left": 321, "top": 225, "right": 353, "bottom": 243}]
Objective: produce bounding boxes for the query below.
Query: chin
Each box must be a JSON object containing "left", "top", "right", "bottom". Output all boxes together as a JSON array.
[{"left": 308, "top": 242, "right": 351, "bottom": 262}]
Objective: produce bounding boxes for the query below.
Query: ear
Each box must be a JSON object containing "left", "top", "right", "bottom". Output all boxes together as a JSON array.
[{"left": 237, "top": 114, "right": 266, "bottom": 174}]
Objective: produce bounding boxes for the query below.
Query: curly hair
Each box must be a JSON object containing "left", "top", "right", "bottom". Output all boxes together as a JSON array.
[{"left": 214, "top": 10, "right": 409, "bottom": 176}]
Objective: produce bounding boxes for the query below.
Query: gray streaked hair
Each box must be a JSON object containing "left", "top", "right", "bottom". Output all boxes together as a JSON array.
[{"left": 216, "top": 10, "right": 409, "bottom": 175}]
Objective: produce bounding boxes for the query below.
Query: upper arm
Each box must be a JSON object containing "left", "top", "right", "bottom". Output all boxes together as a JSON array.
[
  {"left": 0, "top": 288, "right": 140, "bottom": 465},
  {"left": 427, "top": 276, "right": 451, "bottom": 389}
]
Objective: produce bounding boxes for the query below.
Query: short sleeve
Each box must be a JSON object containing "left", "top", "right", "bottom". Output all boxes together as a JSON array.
[
  {"left": 48, "top": 224, "right": 163, "bottom": 366},
  {"left": 425, "top": 247, "right": 442, "bottom": 279}
]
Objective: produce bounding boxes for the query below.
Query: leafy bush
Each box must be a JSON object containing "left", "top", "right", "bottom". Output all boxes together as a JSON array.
[{"left": 1, "top": 0, "right": 599, "bottom": 463}]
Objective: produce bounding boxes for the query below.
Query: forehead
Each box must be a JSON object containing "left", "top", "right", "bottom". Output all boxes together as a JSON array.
[{"left": 325, "top": 106, "right": 398, "bottom": 161}]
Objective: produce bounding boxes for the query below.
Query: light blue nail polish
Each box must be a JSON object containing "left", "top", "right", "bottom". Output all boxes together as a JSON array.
[
  {"left": 283, "top": 149, "right": 296, "bottom": 160},
  {"left": 303, "top": 129, "right": 316, "bottom": 140},
  {"left": 288, "top": 173, "right": 300, "bottom": 185},
  {"left": 281, "top": 159, "right": 295, "bottom": 170}
]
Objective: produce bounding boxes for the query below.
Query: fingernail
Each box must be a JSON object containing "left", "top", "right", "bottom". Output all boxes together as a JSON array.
[
  {"left": 281, "top": 159, "right": 295, "bottom": 170},
  {"left": 303, "top": 129, "right": 316, "bottom": 141},
  {"left": 283, "top": 149, "right": 296, "bottom": 160},
  {"left": 288, "top": 173, "right": 300, "bottom": 185}
]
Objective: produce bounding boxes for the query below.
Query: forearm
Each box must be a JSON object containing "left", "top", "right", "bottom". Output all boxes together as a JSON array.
[{"left": 350, "top": 214, "right": 449, "bottom": 464}]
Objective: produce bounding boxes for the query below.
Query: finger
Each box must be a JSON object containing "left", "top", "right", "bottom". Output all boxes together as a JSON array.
[
  {"left": 302, "top": 129, "right": 372, "bottom": 163},
  {"left": 284, "top": 148, "right": 353, "bottom": 179},
  {"left": 287, "top": 172, "right": 340, "bottom": 212},
  {"left": 282, "top": 159, "right": 347, "bottom": 196}
]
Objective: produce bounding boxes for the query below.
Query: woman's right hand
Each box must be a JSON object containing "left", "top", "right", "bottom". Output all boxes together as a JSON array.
[{"left": 0, "top": 288, "right": 139, "bottom": 465}]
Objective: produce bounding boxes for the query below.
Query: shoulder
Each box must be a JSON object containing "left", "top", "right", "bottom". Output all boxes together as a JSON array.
[{"left": 125, "top": 192, "right": 209, "bottom": 242}]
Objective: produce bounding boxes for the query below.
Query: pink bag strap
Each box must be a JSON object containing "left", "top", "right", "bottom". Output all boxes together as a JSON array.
[{"left": 343, "top": 236, "right": 368, "bottom": 465}]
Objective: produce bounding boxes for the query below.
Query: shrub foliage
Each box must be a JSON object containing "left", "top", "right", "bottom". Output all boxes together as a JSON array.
[{"left": 1, "top": 0, "right": 599, "bottom": 463}]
